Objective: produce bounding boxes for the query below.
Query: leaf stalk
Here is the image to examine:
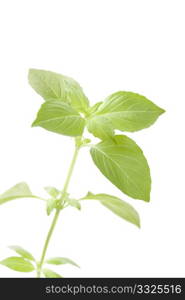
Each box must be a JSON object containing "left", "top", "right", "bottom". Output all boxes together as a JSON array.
[{"left": 37, "top": 137, "right": 81, "bottom": 277}]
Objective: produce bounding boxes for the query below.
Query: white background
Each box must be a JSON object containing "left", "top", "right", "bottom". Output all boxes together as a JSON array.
[{"left": 0, "top": 0, "right": 184, "bottom": 278}]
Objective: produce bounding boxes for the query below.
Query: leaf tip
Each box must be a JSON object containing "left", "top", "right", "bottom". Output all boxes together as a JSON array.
[
  {"left": 159, "top": 107, "right": 166, "bottom": 115},
  {"left": 75, "top": 264, "right": 80, "bottom": 268},
  {"left": 28, "top": 68, "right": 35, "bottom": 82},
  {"left": 28, "top": 68, "right": 37, "bottom": 76},
  {"left": 31, "top": 120, "right": 38, "bottom": 127},
  {"left": 8, "top": 245, "right": 14, "bottom": 250},
  {"left": 136, "top": 219, "right": 141, "bottom": 228},
  {"left": 145, "top": 193, "right": 150, "bottom": 202}
]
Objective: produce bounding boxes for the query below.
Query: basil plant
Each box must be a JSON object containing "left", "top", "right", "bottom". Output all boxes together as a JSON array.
[{"left": 0, "top": 69, "right": 165, "bottom": 277}]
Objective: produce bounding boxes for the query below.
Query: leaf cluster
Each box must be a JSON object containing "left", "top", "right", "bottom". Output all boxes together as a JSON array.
[
  {"left": 0, "top": 245, "right": 79, "bottom": 277},
  {"left": 28, "top": 69, "right": 164, "bottom": 204},
  {"left": 0, "top": 69, "right": 165, "bottom": 277},
  {"left": 0, "top": 70, "right": 165, "bottom": 227}
]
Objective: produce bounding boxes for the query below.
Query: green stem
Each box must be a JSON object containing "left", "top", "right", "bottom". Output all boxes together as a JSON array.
[{"left": 37, "top": 139, "right": 81, "bottom": 278}]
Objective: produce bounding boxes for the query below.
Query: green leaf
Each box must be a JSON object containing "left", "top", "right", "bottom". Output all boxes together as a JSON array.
[
  {"left": 44, "top": 186, "right": 60, "bottom": 198},
  {"left": 87, "top": 102, "right": 103, "bottom": 115},
  {"left": 46, "top": 198, "right": 58, "bottom": 216},
  {"left": 32, "top": 100, "right": 85, "bottom": 137},
  {"left": 46, "top": 257, "right": 79, "bottom": 268},
  {"left": 66, "top": 198, "right": 81, "bottom": 210},
  {"left": 88, "top": 91, "right": 165, "bottom": 138},
  {"left": 43, "top": 268, "right": 62, "bottom": 278},
  {"left": 9, "top": 246, "right": 35, "bottom": 261},
  {"left": 87, "top": 117, "right": 114, "bottom": 140},
  {"left": 0, "top": 257, "right": 35, "bottom": 272},
  {"left": 28, "top": 69, "right": 89, "bottom": 113},
  {"left": 90, "top": 135, "right": 151, "bottom": 201},
  {"left": 44, "top": 186, "right": 61, "bottom": 215},
  {"left": 82, "top": 192, "right": 140, "bottom": 227},
  {"left": 0, "top": 182, "right": 38, "bottom": 205}
]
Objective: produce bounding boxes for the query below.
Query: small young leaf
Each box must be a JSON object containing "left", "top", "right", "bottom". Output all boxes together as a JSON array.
[
  {"left": 87, "top": 117, "right": 114, "bottom": 140},
  {"left": 90, "top": 135, "right": 151, "bottom": 201},
  {"left": 43, "top": 268, "right": 62, "bottom": 278},
  {"left": 46, "top": 198, "right": 58, "bottom": 216},
  {"left": 87, "top": 102, "right": 103, "bottom": 115},
  {"left": 32, "top": 100, "right": 85, "bottom": 137},
  {"left": 44, "top": 186, "right": 60, "bottom": 198},
  {"left": 66, "top": 198, "right": 81, "bottom": 210},
  {"left": 28, "top": 69, "right": 89, "bottom": 113},
  {"left": 88, "top": 91, "right": 165, "bottom": 138},
  {"left": 81, "top": 192, "right": 140, "bottom": 227},
  {"left": 0, "top": 257, "right": 35, "bottom": 272},
  {"left": 75, "top": 137, "right": 91, "bottom": 148},
  {"left": 9, "top": 246, "right": 35, "bottom": 261},
  {"left": 0, "top": 182, "right": 39, "bottom": 205},
  {"left": 46, "top": 257, "right": 79, "bottom": 268}
]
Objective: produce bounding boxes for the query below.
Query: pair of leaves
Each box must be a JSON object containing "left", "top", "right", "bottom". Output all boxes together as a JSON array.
[
  {"left": 28, "top": 69, "right": 89, "bottom": 113},
  {"left": 45, "top": 187, "right": 81, "bottom": 215},
  {"left": 28, "top": 69, "right": 164, "bottom": 202},
  {"left": 0, "top": 182, "right": 80, "bottom": 215},
  {"left": 0, "top": 138, "right": 148, "bottom": 219},
  {"left": 29, "top": 69, "right": 164, "bottom": 140},
  {"left": 29, "top": 69, "right": 88, "bottom": 137},
  {"left": 41, "top": 183, "right": 139, "bottom": 227},
  {"left": 0, "top": 246, "right": 35, "bottom": 273},
  {"left": 44, "top": 186, "right": 61, "bottom": 215},
  {"left": 0, "top": 245, "right": 79, "bottom": 277},
  {"left": 81, "top": 192, "right": 140, "bottom": 227},
  {"left": 0, "top": 182, "right": 63, "bottom": 217},
  {"left": 0, "top": 182, "right": 60, "bottom": 217}
]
